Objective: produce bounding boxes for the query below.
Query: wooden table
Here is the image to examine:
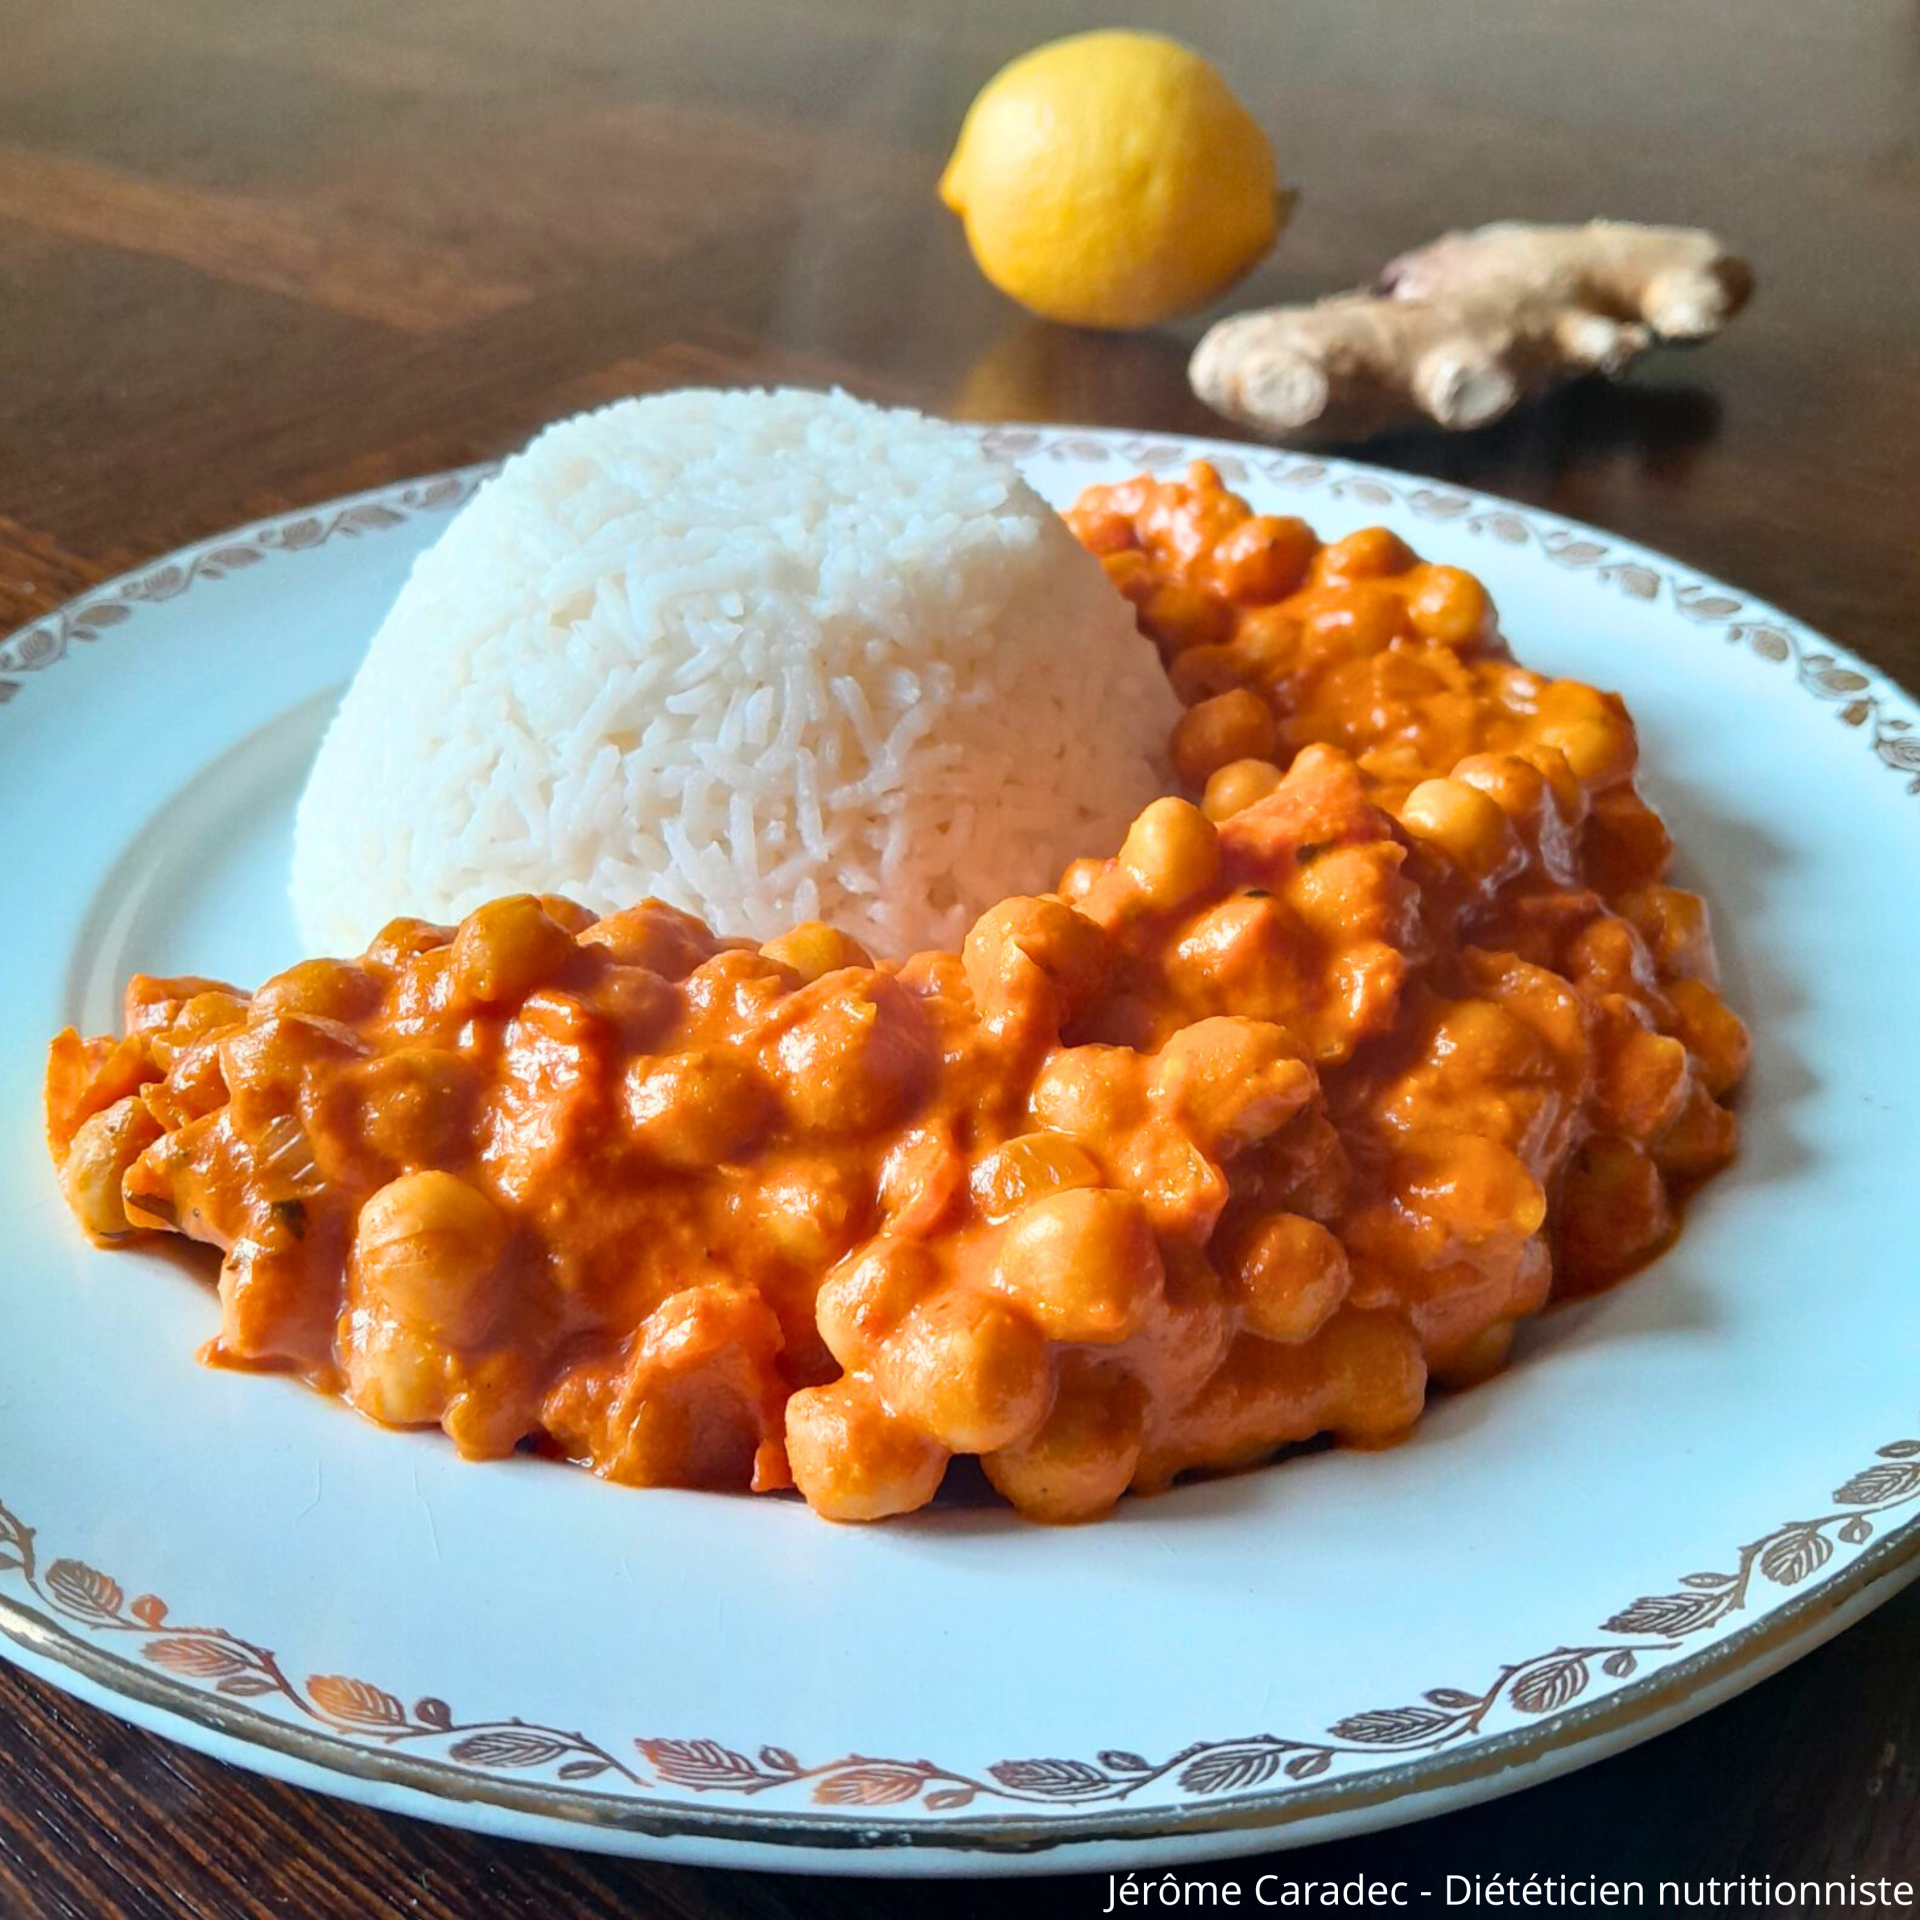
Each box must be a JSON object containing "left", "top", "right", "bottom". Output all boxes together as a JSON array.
[{"left": 4, "top": 2, "right": 1918, "bottom": 1911}]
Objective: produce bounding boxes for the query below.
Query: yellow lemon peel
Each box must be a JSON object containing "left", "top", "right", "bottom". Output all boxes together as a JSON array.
[{"left": 940, "top": 30, "right": 1287, "bottom": 331}]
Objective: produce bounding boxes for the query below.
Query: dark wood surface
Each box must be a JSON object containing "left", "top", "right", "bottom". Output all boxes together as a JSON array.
[{"left": 4, "top": 2, "right": 1918, "bottom": 1912}]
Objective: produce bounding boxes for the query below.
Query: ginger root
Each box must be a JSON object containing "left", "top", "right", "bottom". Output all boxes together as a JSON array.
[{"left": 1190, "top": 220, "right": 1753, "bottom": 441}]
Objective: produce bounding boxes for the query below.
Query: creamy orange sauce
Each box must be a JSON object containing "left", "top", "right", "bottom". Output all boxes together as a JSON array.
[{"left": 44, "top": 464, "right": 1746, "bottom": 1522}]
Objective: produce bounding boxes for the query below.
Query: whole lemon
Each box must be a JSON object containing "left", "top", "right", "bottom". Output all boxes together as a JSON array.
[{"left": 939, "top": 30, "right": 1286, "bottom": 331}]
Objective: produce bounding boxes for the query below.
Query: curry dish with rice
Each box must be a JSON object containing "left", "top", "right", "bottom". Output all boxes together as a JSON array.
[{"left": 44, "top": 462, "right": 1747, "bottom": 1522}]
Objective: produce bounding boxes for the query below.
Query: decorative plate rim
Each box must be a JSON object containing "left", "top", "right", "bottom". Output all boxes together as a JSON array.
[
  {"left": 4, "top": 423, "right": 1918, "bottom": 1860},
  {"left": 7, "top": 1440, "right": 1920, "bottom": 1855}
]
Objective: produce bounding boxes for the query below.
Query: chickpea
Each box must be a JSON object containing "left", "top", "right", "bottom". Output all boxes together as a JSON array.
[
  {"left": 1170, "top": 689, "right": 1281, "bottom": 791},
  {"left": 1143, "top": 467, "right": 1247, "bottom": 573},
  {"left": 452, "top": 896, "right": 576, "bottom": 1006},
  {"left": 1070, "top": 478, "right": 1146, "bottom": 517},
  {"left": 982, "top": 1354, "right": 1145, "bottom": 1523},
  {"left": 1400, "top": 1136, "right": 1547, "bottom": 1244},
  {"left": 1584, "top": 788, "right": 1674, "bottom": 895},
  {"left": 167, "top": 989, "right": 252, "bottom": 1045},
  {"left": 1407, "top": 565, "right": 1493, "bottom": 647},
  {"left": 1664, "top": 978, "right": 1750, "bottom": 1098},
  {"left": 876, "top": 1124, "right": 965, "bottom": 1236},
  {"left": 683, "top": 949, "right": 793, "bottom": 1029},
  {"left": 1209, "top": 514, "right": 1317, "bottom": 604},
  {"left": 876, "top": 1290, "right": 1053, "bottom": 1454},
  {"left": 1139, "top": 582, "right": 1233, "bottom": 658},
  {"left": 346, "top": 1047, "right": 479, "bottom": 1173},
  {"left": 815, "top": 1240, "right": 939, "bottom": 1369},
  {"left": 579, "top": 903, "right": 716, "bottom": 979},
  {"left": 1594, "top": 1018, "right": 1691, "bottom": 1140},
  {"left": 583, "top": 1285, "right": 787, "bottom": 1490},
  {"left": 1520, "top": 743, "right": 1588, "bottom": 830},
  {"left": 1431, "top": 1317, "right": 1516, "bottom": 1388},
  {"left": 1535, "top": 683, "right": 1637, "bottom": 786},
  {"left": 898, "top": 950, "right": 969, "bottom": 1005},
  {"left": 1153, "top": 1017, "right": 1316, "bottom": 1155},
  {"left": 1075, "top": 510, "right": 1138, "bottom": 557},
  {"left": 136, "top": 1036, "right": 225, "bottom": 1134},
  {"left": 1168, "top": 642, "right": 1254, "bottom": 707},
  {"left": 1289, "top": 844, "right": 1392, "bottom": 941},
  {"left": 60, "top": 1096, "right": 162, "bottom": 1239},
  {"left": 1101, "top": 549, "right": 1156, "bottom": 603},
  {"left": 1173, "top": 618, "right": 1297, "bottom": 707},
  {"left": 1379, "top": 997, "right": 1547, "bottom": 1147},
  {"left": 516, "top": 988, "right": 610, "bottom": 1052},
  {"left": 1556, "top": 1134, "right": 1672, "bottom": 1292},
  {"left": 1397, "top": 776, "right": 1519, "bottom": 882},
  {"left": 625, "top": 1049, "right": 771, "bottom": 1168},
  {"left": 1219, "top": 1210, "right": 1350, "bottom": 1344},
  {"left": 595, "top": 964, "right": 681, "bottom": 1051},
  {"left": 970, "top": 1132, "right": 1102, "bottom": 1223},
  {"left": 1317, "top": 526, "right": 1414, "bottom": 583},
  {"left": 1117, "top": 798, "right": 1221, "bottom": 912},
  {"left": 1201, "top": 758, "right": 1284, "bottom": 822},
  {"left": 962, "top": 894, "right": 1106, "bottom": 1034},
  {"left": 125, "top": 972, "right": 233, "bottom": 1035},
  {"left": 768, "top": 980, "right": 932, "bottom": 1137},
  {"left": 1168, "top": 897, "right": 1303, "bottom": 1024},
  {"left": 991, "top": 1186, "right": 1163, "bottom": 1344},
  {"left": 1057, "top": 857, "right": 1105, "bottom": 904},
  {"left": 1030, "top": 1046, "right": 1138, "bottom": 1141},
  {"left": 1121, "top": 1115, "right": 1230, "bottom": 1242},
  {"left": 1314, "top": 1309, "right": 1428, "bottom": 1446},
  {"left": 535, "top": 894, "right": 599, "bottom": 935},
  {"left": 251, "top": 959, "right": 380, "bottom": 1024},
  {"left": 383, "top": 945, "right": 460, "bottom": 1042},
  {"left": 1565, "top": 914, "right": 1655, "bottom": 999},
  {"left": 341, "top": 1302, "right": 450, "bottom": 1428},
  {"left": 1536, "top": 717, "right": 1634, "bottom": 787},
  {"left": 352, "top": 1171, "right": 506, "bottom": 1347},
  {"left": 760, "top": 921, "right": 873, "bottom": 985},
  {"left": 784, "top": 1378, "right": 949, "bottom": 1522},
  {"left": 1451, "top": 752, "right": 1552, "bottom": 835},
  {"left": 366, "top": 918, "right": 456, "bottom": 969},
  {"left": 218, "top": 1238, "right": 343, "bottom": 1364},
  {"left": 1149, "top": 1241, "right": 1236, "bottom": 1404},
  {"left": 1651, "top": 1081, "right": 1740, "bottom": 1180},
  {"left": 754, "top": 1158, "right": 869, "bottom": 1274},
  {"left": 442, "top": 1347, "right": 541, "bottom": 1459},
  {"left": 218, "top": 1012, "right": 360, "bottom": 1127},
  {"left": 1232, "top": 605, "right": 1307, "bottom": 680},
  {"left": 1301, "top": 582, "right": 1413, "bottom": 657},
  {"left": 1616, "top": 886, "right": 1718, "bottom": 982}
]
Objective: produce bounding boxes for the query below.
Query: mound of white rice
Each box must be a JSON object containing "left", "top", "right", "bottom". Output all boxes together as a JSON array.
[{"left": 291, "top": 388, "right": 1179, "bottom": 958}]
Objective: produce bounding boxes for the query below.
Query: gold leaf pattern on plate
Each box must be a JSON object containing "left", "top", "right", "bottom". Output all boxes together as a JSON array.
[{"left": 8, "top": 1427, "right": 1917, "bottom": 1816}]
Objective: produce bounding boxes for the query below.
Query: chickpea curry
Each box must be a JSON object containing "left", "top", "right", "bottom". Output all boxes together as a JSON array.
[{"left": 45, "top": 464, "right": 1747, "bottom": 1523}]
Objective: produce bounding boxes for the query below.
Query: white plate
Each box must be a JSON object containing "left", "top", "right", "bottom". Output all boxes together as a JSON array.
[{"left": 3, "top": 428, "right": 1918, "bottom": 1877}]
